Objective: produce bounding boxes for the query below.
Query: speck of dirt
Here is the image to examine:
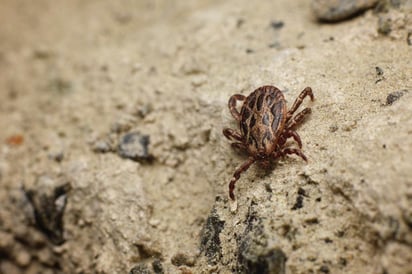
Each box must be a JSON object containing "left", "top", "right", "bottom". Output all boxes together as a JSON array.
[
  {"left": 270, "top": 20, "right": 284, "bottom": 30},
  {"left": 329, "top": 124, "right": 339, "bottom": 132},
  {"left": 304, "top": 217, "right": 319, "bottom": 225},
  {"left": 378, "top": 16, "right": 392, "bottom": 35},
  {"left": 291, "top": 187, "right": 307, "bottom": 210},
  {"left": 324, "top": 237, "right": 333, "bottom": 243},
  {"left": 375, "top": 66, "right": 384, "bottom": 76},
  {"left": 297, "top": 187, "right": 307, "bottom": 196},
  {"left": 199, "top": 207, "right": 225, "bottom": 265},
  {"left": 117, "top": 131, "right": 152, "bottom": 162},
  {"left": 237, "top": 18, "right": 245, "bottom": 28},
  {"left": 336, "top": 230, "right": 345, "bottom": 237},
  {"left": 319, "top": 265, "right": 330, "bottom": 273},
  {"left": 291, "top": 195, "right": 304, "bottom": 210},
  {"left": 386, "top": 90, "right": 408, "bottom": 105},
  {"left": 24, "top": 179, "right": 71, "bottom": 245},
  {"left": 268, "top": 42, "right": 281, "bottom": 48},
  {"left": 264, "top": 183, "right": 273, "bottom": 193},
  {"left": 129, "top": 264, "right": 152, "bottom": 274},
  {"left": 152, "top": 259, "right": 164, "bottom": 274},
  {"left": 6, "top": 134, "right": 24, "bottom": 146}
]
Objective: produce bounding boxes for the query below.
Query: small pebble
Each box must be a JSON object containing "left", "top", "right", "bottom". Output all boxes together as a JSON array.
[
  {"left": 386, "top": 90, "right": 408, "bottom": 105},
  {"left": 117, "top": 131, "right": 151, "bottom": 162},
  {"left": 375, "top": 66, "right": 384, "bottom": 76},
  {"left": 291, "top": 195, "right": 304, "bottom": 210},
  {"left": 129, "top": 263, "right": 151, "bottom": 274},
  {"left": 152, "top": 259, "right": 164, "bottom": 274},
  {"left": 378, "top": 16, "right": 392, "bottom": 35},
  {"left": 24, "top": 179, "right": 71, "bottom": 245},
  {"left": 270, "top": 20, "right": 284, "bottom": 29},
  {"left": 312, "top": 0, "right": 378, "bottom": 22}
]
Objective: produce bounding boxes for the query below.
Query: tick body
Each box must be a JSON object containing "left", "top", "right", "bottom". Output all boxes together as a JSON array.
[{"left": 223, "top": 85, "right": 314, "bottom": 200}]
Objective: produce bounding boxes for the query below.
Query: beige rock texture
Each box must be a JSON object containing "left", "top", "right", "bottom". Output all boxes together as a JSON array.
[{"left": 0, "top": 0, "right": 411, "bottom": 273}]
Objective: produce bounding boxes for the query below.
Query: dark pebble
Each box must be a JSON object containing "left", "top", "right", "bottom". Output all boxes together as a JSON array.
[
  {"left": 312, "top": 0, "right": 378, "bottom": 22},
  {"left": 199, "top": 207, "right": 225, "bottom": 265},
  {"left": 297, "top": 187, "right": 307, "bottom": 196},
  {"left": 270, "top": 20, "right": 284, "bottom": 29},
  {"left": 117, "top": 131, "right": 151, "bottom": 162},
  {"left": 129, "top": 264, "right": 152, "bottom": 274},
  {"left": 129, "top": 259, "right": 164, "bottom": 274},
  {"left": 386, "top": 90, "right": 408, "bottom": 105},
  {"left": 407, "top": 31, "right": 412, "bottom": 46},
  {"left": 24, "top": 177, "right": 71, "bottom": 245},
  {"left": 291, "top": 195, "right": 304, "bottom": 210},
  {"left": 375, "top": 66, "right": 384, "bottom": 76},
  {"left": 152, "top": 259, "right": 164, "bottom": 274},
  {"left": 319, "top": 265, "right": 330, "bottom": 273}
]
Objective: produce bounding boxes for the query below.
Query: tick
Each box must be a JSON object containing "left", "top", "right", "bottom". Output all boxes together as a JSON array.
[{"left": 223, "top": 85, "right": 314, "bottom": 200}]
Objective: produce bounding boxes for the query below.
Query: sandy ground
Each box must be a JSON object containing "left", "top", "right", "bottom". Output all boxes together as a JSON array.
[{"left": 0, "top": 0, "right": 411, "bottom": 273}]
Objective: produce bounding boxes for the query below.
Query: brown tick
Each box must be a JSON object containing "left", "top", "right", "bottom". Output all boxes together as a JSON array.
[{"left": 223, "top": 85, "right": 314, "bottom": 200}]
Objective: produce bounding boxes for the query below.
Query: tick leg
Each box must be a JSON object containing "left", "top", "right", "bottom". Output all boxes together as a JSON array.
[
  {"left": 228, "top": 94, "right": 246, "bottom": 121},
  {"left": 286, "top": 108, "right": 311, "bottom": 129},
  {"left": 286, "top": 87, "right": 314, "bottom": 121},
  {"left": 229, "top": 157, "right": 255, "bottom": 200},
  {"left": 223, "top": 128, "right": 243, "bottom": 141},
  {"left": 281, "top": 148, "right": 308, "bottom": 162},
  {"left": 231, "top": 142, "right": 247, "bottom": 152},
  {"left": 279, "top": 130, "right": 302, "bottom": 148}
]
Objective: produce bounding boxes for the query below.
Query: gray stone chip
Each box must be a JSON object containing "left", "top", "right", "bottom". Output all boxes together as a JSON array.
[{"left": 312, "top": 0, "right": 378, "bottom": 22}]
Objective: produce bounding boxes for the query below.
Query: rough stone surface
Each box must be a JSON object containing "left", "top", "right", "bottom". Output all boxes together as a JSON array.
[
  {"left": 0, "top": 0, "right": 411, "bottom": 273},
  {"left": 237, "top": 202, "right": 287, "bottom": 274},
  {"left": 312, "top": 0, "right": 378, "bottom": 21}
]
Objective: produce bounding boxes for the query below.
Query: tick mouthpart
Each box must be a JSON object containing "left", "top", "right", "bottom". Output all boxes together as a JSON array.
[
  {"left": 258, "top": 159, "right": 272, "bottom": 169},
  {"left": 256, "top": 152, "right": 268, "bottom": 160}
]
